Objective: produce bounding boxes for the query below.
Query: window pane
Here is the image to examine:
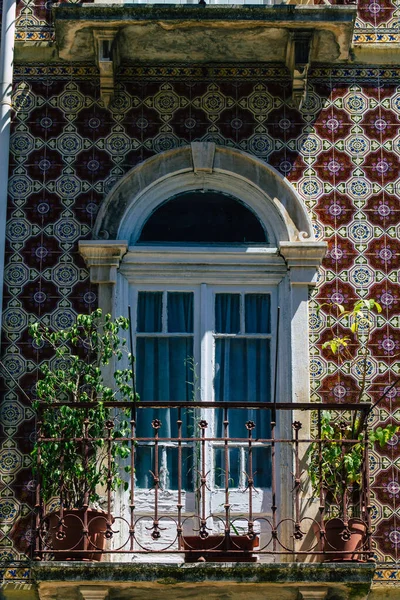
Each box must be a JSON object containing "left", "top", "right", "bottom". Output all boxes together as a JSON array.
[
  {"left": 135, "top": 445, "right": 154, "bottom": 490},
  {"left": 214, "top": 447, "right": 240, "bottom": 488},
  {"left": 137, "top": 337, "right": 193, "bottom": 403},
  {"left": 245, "top": 294, "right": 271, "bottom": 334},
  {"left": 167, "top": 446, "right": 194, "bottom": 491},
  {"left": 214, "top": 338, "right": 270, "bottom": 438},
  {"left": 135, "top": 445, "right": 195, "bottom": 491},
  {"left": 250, "top": 447, "right": 272, "bottom": 488},
  {"left": 215, "top": 293, "right": 240, "bottom": 334},
  {"left": 168, "top": 292, "right": 193, "bottom": 333},
  {"left": 137, "top": 291, "right": 162, "bottom": 332},
  {"left": 138, "top": 190, "right": 267, "bottom": 244}
]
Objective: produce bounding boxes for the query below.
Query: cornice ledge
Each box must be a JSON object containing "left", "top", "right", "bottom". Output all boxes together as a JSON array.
[
  {"left": 279, "top": 241, "right": 327, "bottom": 266},
  {"left": 79, "top": 240, "right": 128, "bottom": 284},
  {"left": 279, "top": 240, "right": 327, "bottom": 286}
]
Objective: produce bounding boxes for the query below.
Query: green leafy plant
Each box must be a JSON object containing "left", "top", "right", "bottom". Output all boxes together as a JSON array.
[
  {"left": 319, "top": 298, "right": 382, "bottom": 403},
  {"left": 30, "top": 309, "right": 138, "bottom": 509},
  {"left": 307, "top": 410, "right": 397, "bottom": 516},
  {"left": 308, "top": 298, "right": 398, "bottom": 516}
]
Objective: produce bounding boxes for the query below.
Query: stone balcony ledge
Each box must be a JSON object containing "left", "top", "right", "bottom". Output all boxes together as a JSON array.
[
  {"left": 51, "top": 3, "right": 356, "bottom": 64},
  {"left": 29, "top": 562, "right": 376, "bottom": 600}
]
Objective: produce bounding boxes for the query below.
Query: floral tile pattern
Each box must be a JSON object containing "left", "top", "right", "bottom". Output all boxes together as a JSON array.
[{"left": 1, "top": 62, "right": 400, "bottom": 581}]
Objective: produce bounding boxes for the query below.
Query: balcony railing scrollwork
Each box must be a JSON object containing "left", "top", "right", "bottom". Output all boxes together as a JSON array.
[{"left": 34, "top": 401, "right": 372, "bottom": 562}]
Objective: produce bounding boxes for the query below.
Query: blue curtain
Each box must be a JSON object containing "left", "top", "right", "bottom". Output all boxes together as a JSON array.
[
  {"left": 135, "top": 291, "right": 271, "bottom": 490},
  {"left": 214, "top": 294, "right": 271, "bottom": 488},
  {"left": 136, "top": 292, "right": 194, "bottom": 489}
]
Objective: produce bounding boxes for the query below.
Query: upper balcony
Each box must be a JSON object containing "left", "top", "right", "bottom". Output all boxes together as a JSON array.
[
  {"left": 54, "top": 1, "right": 356, "bottom": 64},
  {"left": 51, "top": 1, "right": 357, "bottom": 107}
]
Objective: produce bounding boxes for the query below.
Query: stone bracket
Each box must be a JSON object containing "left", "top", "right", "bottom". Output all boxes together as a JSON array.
[
  {"left": 298, "top": 587, "right": 328, "bottom": 600},
  {"left": 79, "top": 587, "right": 109, "bottom": 600},
  {"left": 286, "top": 30, "right": 313, "bottom": 110},
  {"left": 93, "top": 28, "right": 119, "bottom": 108},
  {"left": 279, "top": 241, "right": 327, "bottom": 286}
]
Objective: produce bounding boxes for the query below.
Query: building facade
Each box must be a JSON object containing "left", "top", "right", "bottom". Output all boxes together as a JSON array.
[{"left": 0, "top": 0, "right": 400, "bottom": 598}]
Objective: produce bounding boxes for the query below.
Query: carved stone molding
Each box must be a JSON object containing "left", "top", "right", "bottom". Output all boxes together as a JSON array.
[
  {"left": 279, "top": 241, "right": 327, "bottom": 286},
  {"left": 93, "top": 29, "right": 119, "bottom": 108},
  {"left": 93, "top": 145, "right": 317, "bottom": 244},
  {"left": 79, "top": 241, "right": 128, "bottom": 285},
  {"left": 191, "top": 141, "right": 216, "bottom": 173}
]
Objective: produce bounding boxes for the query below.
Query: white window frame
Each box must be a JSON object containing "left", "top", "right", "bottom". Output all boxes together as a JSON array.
[
  {"left": 129, "top": 281, "right": 276, "bottom": 498},
  {"left": 117, "top": 248, "right": 286, "bottom": 519}
]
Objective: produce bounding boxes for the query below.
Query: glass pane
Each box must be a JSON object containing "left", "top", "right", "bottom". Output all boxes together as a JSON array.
[
  {"left": 136, "top": 337, "right": 193, "bottom": 436},
  {"left": 138, "top": 190, "right": 267, "bottom": 244},
  {"left": 135, "top": 445, "right": 153, "bottom": 490},
  {"left": 248, "top": 447, "right": 271, "bottom": 488},
  {"left": 167, "top": 292, "right": 193, "bottom": 333},
  {"left": 245, "top": 294, "right": 271, "bottom": 334},
  {"left": 137, "top": 337, "right": 193, "bottom": 404},
  {"left": 137, "top": 291, "right": 162, "bottom": 332},
  {"left": 214, "top": 338, "right": 271, "bottom": 439},
  {"left": 214, "top": 447, "right": 240, "bottom": 488},
  {"left": 167, "top": 446, "right": 194, "bottom": 491},
  {"left": 215, "top": 293, "right": 240, "bottom": 334}
]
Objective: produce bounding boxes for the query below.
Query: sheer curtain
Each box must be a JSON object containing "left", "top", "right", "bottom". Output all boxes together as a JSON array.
[
  {"left": 136, "top": 292, "right": 194, "bottom": 489},
  {"left": 214, "top": 293, "right": 271, "bottom": 487},
  {"left": 134, "top": 290, "right": 271, "bottom": 490}
]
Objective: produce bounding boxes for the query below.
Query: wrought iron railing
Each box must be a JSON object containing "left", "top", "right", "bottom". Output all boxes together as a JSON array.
[{"left": 34, "top": 401, "right": 371, "bottom": 561}]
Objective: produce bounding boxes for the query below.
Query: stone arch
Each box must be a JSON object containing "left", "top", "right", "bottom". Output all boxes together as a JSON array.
[{"left": 93, "top": 143, "right": 315, "bottom": 245}]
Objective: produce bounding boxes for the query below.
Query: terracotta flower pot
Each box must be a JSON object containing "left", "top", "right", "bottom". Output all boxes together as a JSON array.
[
  {"left": 182, "top": 534, "right": 259, "bottom": 563},
  {"left": 314, "top": 518, "right": 367, "bottom": 562},
  {"left": 47, "top": 509, "right": 113, "bottom": 561}
]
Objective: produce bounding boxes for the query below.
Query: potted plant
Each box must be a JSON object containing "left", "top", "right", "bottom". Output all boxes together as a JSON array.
[
  {"left": 307, "top": 298, "right": 398, "bottom": 560},
  {"left": 181, "top": 529, "right": 259, "bottom": 563},
  {"left": 30, "top": 308, "right": 137, "bottom": 561}
]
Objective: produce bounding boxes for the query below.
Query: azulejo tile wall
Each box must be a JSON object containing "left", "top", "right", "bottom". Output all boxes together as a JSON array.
[{"left": 1, "top": 63, "right": 400, "bottom": 574}]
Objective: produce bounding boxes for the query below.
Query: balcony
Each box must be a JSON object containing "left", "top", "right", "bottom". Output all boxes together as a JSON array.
[
  {"left": 33, "top": 401, "right": 372, "bottom": 560},
  {"left": 50, "top": 1, "right": 357, "bottom": 107},
  {"left": 30, "top": 400, "right": 378, "bottom": 599}
]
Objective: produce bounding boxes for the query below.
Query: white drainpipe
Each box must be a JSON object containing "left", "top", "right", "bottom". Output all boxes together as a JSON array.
[{"left": 0, "top": 0, "right": 16, "bottom": 334}]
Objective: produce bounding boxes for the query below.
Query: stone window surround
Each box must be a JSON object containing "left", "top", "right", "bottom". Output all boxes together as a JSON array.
[
  {"left": 80, "top": 142, "right": 326, "bottom": 406},
  {"left": 79, "top": 142, "right": 327, "bottom": 536}
]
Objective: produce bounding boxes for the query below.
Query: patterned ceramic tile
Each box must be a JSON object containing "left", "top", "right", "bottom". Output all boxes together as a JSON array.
[{"left": 1, "top": 63, "right": 400, "bottom": 583}]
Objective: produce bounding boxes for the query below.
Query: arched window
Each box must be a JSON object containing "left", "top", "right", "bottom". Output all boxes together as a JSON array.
[
  {"left": 138, "top": 190, "right": 268, "bottom": 244},
  {"left": 80, "top": 143, "right": 326, "bottom": 545}
]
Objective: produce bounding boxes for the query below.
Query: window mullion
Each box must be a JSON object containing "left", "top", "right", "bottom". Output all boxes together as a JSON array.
[
  {"left": 240, "top": 293, "right": 245, "bottom": 334},
  {"left": 162, "top": 290, "right": 168, "bottom": 333}
]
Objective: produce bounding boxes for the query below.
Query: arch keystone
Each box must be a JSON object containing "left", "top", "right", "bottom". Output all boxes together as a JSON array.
[{"left": 191, "top": 141, "right": 216, "bottom": 173}]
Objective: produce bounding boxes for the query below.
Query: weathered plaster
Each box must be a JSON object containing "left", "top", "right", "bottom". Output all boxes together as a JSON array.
[{"left": 50, "top": 4, "right": 356, "bottom": 64}]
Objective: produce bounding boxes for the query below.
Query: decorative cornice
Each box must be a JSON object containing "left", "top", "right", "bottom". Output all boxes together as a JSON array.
[
  {"left": 279, "top": 241, "right": 327, "bottom": 285},
  {"left": 119, "top": 246, "right": 288, "bottom": 285},
  {"left": 12, "top": 63, "right": 400, "bottom": 83},
  {"left": 78, "top": 240, "right": 128, "bottom": 284}
]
